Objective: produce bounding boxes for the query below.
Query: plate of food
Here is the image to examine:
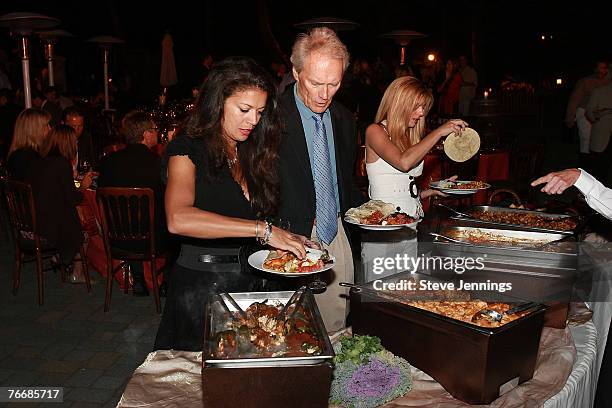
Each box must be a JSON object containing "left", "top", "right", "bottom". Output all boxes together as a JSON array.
[
  {"left": 430, "top": 180, "right": 491, "bottom": 195},
  {"left": 344, "top": 200, "right": 421, "bottom": 230},
  {"left": 248, "top": 247, "right": 335, "bottom": 277}
]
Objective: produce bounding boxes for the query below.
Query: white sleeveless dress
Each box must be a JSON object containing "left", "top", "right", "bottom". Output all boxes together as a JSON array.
[
  {"left": 365, "top": 123, "right": 424, "bottom": 218},
  {"left": 360, "top": 122, "right": 420, "bottom": 283}
]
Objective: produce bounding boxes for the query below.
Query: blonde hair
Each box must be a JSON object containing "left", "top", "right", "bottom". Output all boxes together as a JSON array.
[
  {"left": 40, "top": 124, "right": 78, "bottom": 161},
  {"left": 374, "top": 76, "right": 433, "bottom": 151},
  {"left": 9, "top": 108, "right": 51, "bottom": 155},
  {"left": 290, "top": 27, "right": 350, "bottom": 73}
]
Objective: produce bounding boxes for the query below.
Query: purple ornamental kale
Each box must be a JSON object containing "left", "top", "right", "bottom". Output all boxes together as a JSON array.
[{"left": 346, "top": 358, "right": 401, "bottom": 398}]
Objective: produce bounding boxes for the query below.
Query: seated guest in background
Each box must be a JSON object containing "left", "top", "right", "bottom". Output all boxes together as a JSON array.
[
  {"left": 6, "top": 108, "right": 50, "bottom": 181},
  {"left": 97, "top": 110, "right": 167, "bottom": 296},
  {"left": 0, "top": 88, "right": 21, "bottom": 159},
  {"left": 30, "top": 125, "right": 93, "bottom": 282},
  {"left": 41, "top": 86, "right": 62, "bottom": 126},
  {"left": 62, "top": 106, "right": 96, "bottom": 171}
]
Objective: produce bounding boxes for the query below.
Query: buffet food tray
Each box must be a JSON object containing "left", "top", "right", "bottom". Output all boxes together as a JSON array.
[
  {"left": 350, "top": 272, "right": 546, "bottom": 404},
  {"left": 433, "top": 226, "right": 577, "bottom": 269},
  {"left": 203, "top": 291, "right": 334, "bottom": 368},
  {"left": 451, "top": 205, "right": 579, "bottom": 235}
]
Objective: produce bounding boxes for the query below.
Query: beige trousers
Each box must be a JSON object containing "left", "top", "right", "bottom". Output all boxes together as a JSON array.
[{"left": 311, "top": 217, "right": 354, "bottom": 332}]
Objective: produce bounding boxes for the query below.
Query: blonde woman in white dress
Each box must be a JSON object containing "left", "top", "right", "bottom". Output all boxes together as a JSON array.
[{"left": 361, "top": 76, "right": 467, "bottom": 281}]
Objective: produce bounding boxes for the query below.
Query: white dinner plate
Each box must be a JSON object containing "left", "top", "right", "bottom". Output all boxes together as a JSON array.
[
  {"left": 248, "top": 249, "right": 335, "bottom": 277},
  {"left": 429, "top": 180, "right": 491, "bottom": 195},
  {"left": 344, "top": 217, "right": 421, "bottom": 231}
]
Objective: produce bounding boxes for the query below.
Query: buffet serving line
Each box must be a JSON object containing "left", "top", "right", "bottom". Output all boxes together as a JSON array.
[
  {"left": 116, "top": 126, "right": 610, "bottom": 407},
  {"left": 115, "top": 200, "right": 609, "bottom": 407}
]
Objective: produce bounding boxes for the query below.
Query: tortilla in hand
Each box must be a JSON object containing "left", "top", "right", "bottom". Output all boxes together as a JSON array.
[{"left": 444, "top": 127, "right": 480, "bottom": 162}]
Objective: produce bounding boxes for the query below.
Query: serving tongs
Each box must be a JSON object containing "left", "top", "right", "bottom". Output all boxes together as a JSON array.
[
  {"left": 278, "top": 285, "right": 309, "bottom": 322},
  {"left": 217, "top": 292, "right": 248, "bottom": 321},
  {"left": 471, "top": 301, "right": 539, "bottom": 323},
  {"left": 436, "top": 202, "right": 473, "bottom": 219}
]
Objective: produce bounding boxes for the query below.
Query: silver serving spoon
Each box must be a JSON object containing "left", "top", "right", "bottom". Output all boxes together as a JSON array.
[
  {"left": 436, "top": 202, "right": 473, "bottom": 219},
  {"left": 471, "top": 302, "right": 538, "bottom": 323},
  {"left": 429, "top": 232, "right": 465, "bottom": 244}
]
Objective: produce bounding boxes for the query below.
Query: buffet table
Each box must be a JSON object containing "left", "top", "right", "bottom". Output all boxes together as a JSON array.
[
  {"left": 116, "top": 209, "right": 610, "bottom": 407},
  {"left": 117, "top": 322, "right": 595, "bottom": 407}
]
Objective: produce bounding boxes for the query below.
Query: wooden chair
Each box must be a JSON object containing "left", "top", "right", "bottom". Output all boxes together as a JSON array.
[
  {"left": 96, "top": 187, "right": 162, "bottom": 313},
  {"left": 3, "top": 180, "right": 91, "bottom": 305},
  {"left": 492, "top": 142, "right": 544, "bottom": 203}
]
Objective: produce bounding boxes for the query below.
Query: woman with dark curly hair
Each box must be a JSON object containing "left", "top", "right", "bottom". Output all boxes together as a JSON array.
[{"left": 154, "top": 57, "right": 309, "bottom": 351}]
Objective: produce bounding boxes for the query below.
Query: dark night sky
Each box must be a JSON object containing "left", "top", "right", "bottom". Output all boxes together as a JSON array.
[{"left": 1, "top": 0, "right": 609, "bottom": 102}]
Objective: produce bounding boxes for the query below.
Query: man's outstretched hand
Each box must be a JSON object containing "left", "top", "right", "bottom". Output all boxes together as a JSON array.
[{"left": 531, "top": 168, "right": 581, "bottom": 195}]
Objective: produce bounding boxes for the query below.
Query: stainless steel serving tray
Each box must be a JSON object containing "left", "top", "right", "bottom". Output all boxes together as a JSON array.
[
  {"left": 433, "top": 226, "right": 577, "bottom": 269},
  {"left": 451, "top": 205, "right": 578, "bottom": 235},
  {"left": 203, "top": 290, "right": 334, "bottom": 368},
  {"left": 353, "top": 271, "right": 547, "bottom": 334}
]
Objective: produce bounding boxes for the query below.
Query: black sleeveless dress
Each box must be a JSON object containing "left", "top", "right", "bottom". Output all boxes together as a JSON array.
[{"left": 153, "top": 135, "right": 284, "bottom": 351}]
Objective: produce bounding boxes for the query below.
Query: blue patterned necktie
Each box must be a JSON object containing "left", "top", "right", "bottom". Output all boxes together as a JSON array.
[{"left": 312, "top": 114, "right": 338, "bottom": 245}]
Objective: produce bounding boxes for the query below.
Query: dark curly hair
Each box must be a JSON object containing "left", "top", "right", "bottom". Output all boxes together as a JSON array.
[{"left": 182, "top": 56, "right": 281, "bottom": 218}]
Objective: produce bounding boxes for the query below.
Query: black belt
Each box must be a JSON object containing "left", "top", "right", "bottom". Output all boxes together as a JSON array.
[
  {"left": 198, "top": 254, "right": 239, "bottom": 264},
  {"left": 176, "top": 244, "right": 241, "bottom": 271}
]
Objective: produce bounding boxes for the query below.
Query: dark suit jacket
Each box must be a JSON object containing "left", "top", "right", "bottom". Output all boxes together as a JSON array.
[
  {"left": 97, "top": 143, "right": 167, "bottom": 250},
  {"left": 277, "top": 88, "right": 366, "bottom": 237}
]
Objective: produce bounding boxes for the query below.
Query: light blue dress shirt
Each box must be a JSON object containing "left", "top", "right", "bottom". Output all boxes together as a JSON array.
[{"left": 293, "top": 84, "right": 340, "bottom": 210}]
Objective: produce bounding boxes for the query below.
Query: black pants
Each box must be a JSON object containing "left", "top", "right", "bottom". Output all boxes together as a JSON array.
[
  {"left": 153, "top": 246, "right": 290, "bottom": 351},
  {"left": 590, "top": 143, "right": 612, "bottom": 186}
]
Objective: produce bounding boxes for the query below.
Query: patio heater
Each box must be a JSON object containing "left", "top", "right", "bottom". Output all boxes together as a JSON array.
[
  {"left": 38, "top": 29, "right": 73, "bottom": 88},
  {"left": 87, "top": 35, "right": 125, "bottom": 111},
  {"left": 381, "top": 30, "right": 426, "bottom": 66},
  {"left": 0, "top": 12, "right": 60, "bottom": 108},
  {"left": 294, "top": 17, "right": 360, "bottom": 32}
]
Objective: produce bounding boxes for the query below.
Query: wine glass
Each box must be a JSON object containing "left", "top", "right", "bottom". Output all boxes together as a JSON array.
[{"left": 79, "top": 160, "right": 91, "bottom": 174}]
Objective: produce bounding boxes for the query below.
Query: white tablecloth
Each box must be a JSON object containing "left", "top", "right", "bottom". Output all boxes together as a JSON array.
[
  {"left": 117, "top": 322, "right": 595, "bottom": 408},
  {"left": 544, "top": 321, "right": 598, "bottom": 408}
]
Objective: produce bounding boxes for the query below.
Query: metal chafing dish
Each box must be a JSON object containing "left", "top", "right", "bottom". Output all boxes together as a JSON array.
[
  {"left": 202, "top": 290, "right": 334, "bottom": 408},
  {"left": 432, "top": 225, "right": 578, "bottom": 269},
  {"left": 430, "top": 226, "right": 577, "bottom": 328},
  {"left": 203, "top": 290, "right": 334, "bottom": 368},
  {"left": 350, "top": 272, "right": 546, "bottom": 404},
  {"left": 450, "top": 205, "right": 581, "bottom": 235}
]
